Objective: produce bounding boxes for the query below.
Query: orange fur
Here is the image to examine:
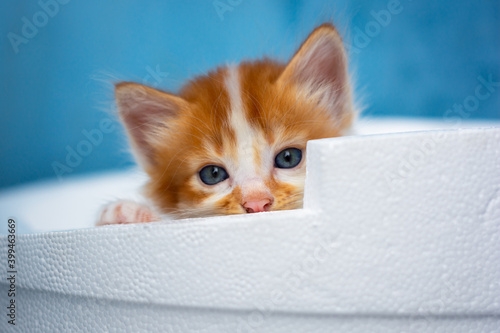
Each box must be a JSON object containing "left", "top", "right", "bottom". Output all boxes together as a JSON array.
[{"left": 108, "top": 23, "right": 356, "bottom": 221}]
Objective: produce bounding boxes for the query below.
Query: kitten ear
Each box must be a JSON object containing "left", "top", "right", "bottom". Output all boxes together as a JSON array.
[
  {"left": 277, "top": 24, "right": 353, "bottom": 121},
  {"left": 115, "top": 82, "right": 187, "bottom": 168}
]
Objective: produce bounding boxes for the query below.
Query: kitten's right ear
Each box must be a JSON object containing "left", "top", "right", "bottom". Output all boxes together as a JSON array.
[
  {"left": 277, "top": 24, "right": 353, "bottom": 125},
  {"left": 115, "top": 82, "right": 187, "bottom": 168}
]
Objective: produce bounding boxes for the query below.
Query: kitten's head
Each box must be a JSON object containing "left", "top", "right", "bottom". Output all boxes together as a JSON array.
[{"left": 115, "top": 24, "right": 355, "bottom": 218}]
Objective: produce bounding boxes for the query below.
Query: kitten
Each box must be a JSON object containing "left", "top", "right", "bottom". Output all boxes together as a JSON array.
[{"left": 96, "top": 23, "right": 355, "bottom": 226}]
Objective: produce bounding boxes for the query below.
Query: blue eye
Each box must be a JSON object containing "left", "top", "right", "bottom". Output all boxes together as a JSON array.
[
  {"left": 199, "top": 165, "right": 229, "bottom": 185},
  {"left": 275, "top": 148, "right": 302, "bottom": 169}
]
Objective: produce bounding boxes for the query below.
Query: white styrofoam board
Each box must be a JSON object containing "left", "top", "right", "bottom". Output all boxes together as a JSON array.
[{"left": 0, "top": 127, "right": 499, "bottom": 332}]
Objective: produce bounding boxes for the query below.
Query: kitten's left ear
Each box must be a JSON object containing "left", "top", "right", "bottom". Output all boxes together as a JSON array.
[
  {"left": 277, "top": 23, "right": 353, "bottom": 122},
  {"left": 115, "top": 82, "right": 188, "bottom": 169}
]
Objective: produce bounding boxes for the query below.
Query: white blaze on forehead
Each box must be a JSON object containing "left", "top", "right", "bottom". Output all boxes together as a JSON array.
[{"left": 224, "top": 66, "right": 259, "bottom": 183}]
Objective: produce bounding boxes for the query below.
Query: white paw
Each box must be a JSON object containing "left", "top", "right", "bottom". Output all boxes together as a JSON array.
[{"left": 96, "top": 200, "right": 160, "bottom": 226}]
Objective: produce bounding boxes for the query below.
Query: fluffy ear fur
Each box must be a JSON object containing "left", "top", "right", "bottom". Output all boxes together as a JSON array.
[
  {"left": 277, "top": 23, "right": 352, "bottom": 122},
  {"left": 115, "top": 82, "right": 188, "bottom": 168}
]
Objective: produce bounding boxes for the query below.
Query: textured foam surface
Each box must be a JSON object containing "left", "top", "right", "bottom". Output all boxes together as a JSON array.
[{"left": 1, "top": 128, "right": 499, "bottom": 332}]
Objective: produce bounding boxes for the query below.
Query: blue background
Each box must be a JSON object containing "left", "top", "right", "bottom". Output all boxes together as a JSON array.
[{"left": 1, "top": 0, "right": 499, "bottom": 189}]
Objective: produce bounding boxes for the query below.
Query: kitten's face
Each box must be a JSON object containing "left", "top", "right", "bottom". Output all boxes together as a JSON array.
[{"left": 115, "top": 24, "right": 354, "bottom": 218}]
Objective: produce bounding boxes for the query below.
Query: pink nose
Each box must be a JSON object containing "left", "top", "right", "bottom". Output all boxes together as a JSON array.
[{"left": 242, "top": 199, "right": 273, "bottom": 213}]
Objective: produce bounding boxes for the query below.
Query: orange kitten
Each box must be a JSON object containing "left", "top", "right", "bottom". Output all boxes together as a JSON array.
[{"left": 97, "top": 23, "right": 355, "bottom": 225}]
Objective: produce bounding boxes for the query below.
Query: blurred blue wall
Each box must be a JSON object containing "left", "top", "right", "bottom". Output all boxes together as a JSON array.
[{"left": 1, "top": 0, "right": 499, "bottom": 189}]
